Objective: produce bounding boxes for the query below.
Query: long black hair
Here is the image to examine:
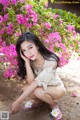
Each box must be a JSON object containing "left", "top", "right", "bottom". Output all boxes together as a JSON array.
[{"left": 16, "top": 31, "right": 60, "bottom": 79}]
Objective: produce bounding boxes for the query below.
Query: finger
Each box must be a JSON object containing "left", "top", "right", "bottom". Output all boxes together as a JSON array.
[
  {"left": 9, "top": 108, "right": 15, "bottom": 114},
  {"left": 9, "top": 108, "right": 12, "bottom": 114},
  {"left": 11, "top": 110, "right": 19, "bottom": 114},
  {"left": 20, "top": 50, "right": 23, "bottom": 58}
]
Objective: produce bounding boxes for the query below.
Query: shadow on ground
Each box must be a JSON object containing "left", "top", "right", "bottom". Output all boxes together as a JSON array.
[{"left": 0, "top": 72, "right": 80, "bottom": 120}]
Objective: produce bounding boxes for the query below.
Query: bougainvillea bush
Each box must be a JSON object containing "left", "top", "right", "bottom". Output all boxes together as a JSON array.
[{"left": 0, "top": 0, "right": 80, "bottom": 79}]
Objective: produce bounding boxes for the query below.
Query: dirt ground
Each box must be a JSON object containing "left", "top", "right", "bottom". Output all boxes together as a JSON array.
[{"left": 0, "top": 59, "right": 80, "bottom": 120}]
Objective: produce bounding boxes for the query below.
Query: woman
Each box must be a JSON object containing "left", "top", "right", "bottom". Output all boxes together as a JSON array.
[{"left": 10, "top": 31, "right": 66, "bottom": 120}]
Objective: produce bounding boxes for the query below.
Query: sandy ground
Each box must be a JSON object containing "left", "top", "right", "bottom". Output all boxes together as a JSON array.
[{"left": 0, "top": 58, "right": 80, "bottom": 120}]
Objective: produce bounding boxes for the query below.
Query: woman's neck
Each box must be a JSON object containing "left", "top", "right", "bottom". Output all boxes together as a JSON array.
[{"left": 33, "top": 52, "right": 45, "bottom": 65}]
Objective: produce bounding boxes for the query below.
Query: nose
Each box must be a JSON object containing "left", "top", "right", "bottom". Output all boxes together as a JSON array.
[{"left": 24, "top": 51, "right": 32, "bottom": 58}]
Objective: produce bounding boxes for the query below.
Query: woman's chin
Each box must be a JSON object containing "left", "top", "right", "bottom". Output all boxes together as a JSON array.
[{"left": 30, "top": 57, "right": 36, "bottom": 61}]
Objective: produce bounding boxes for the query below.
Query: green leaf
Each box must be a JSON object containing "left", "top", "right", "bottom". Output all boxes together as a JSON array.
[{"left": 7, "top": 8, "right": 15, "bottom": 16}]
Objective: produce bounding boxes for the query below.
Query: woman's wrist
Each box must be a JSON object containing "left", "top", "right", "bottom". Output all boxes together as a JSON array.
[
  {"left": 14, "top": 100, "right": 21, "bottom": 105},
  {"left": 25, "top": 62, "right": 30, "bottom": 66}
]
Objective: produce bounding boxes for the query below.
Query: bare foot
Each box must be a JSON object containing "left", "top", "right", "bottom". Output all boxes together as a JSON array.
[{"left": 50, "top": 105, "right": 62, "bottom": 120}]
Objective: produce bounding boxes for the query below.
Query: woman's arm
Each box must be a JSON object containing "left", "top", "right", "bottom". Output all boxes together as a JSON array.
[
  {"left": 20, "top": 50, "right": 35, "bottom": 84},
  {"left": 10, "top": 80, "right": 38, "bottom": 114},
  {"left": 25, "top": 62, "right": 35, "bottom": 84},
  {"left": 16, "top": 80, "right": 38, "bottom": 104}
]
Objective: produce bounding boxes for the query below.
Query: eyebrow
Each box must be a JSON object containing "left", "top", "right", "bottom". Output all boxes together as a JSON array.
[
  {"left": 21, "top": 44, "right": 32, "bottom": 50},
  {"left": 28, "top": 44, "right": 33, "bottom": 47}
]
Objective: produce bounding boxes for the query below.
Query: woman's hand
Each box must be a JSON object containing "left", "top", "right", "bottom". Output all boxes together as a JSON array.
[
  {"left": 20, "top": 49, "right": 30, "bottom": 64},
  {"left": 9, "top": 101, "right": 20, "bottom": 114}
]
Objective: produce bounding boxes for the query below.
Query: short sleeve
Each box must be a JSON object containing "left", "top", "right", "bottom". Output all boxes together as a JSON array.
[{"left": 35, "top": 59, "right": 57, "bottom": 90}]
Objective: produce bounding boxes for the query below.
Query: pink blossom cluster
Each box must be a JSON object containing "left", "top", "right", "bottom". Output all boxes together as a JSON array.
[
  {"left": 0, "top": 23, "right": 14, "bottom": 35},
  {"left": 7, "top": 23, "right": 14, "bottom": 35},
  {"left": 0, "top": 44, "right": 18, "bottom": 78},
  {"left": 0, "top": 14, "right": 8, "bottom": 23},
  {"left": 67, "top": 25, "right": 75, "bottom": 32},
  {"left": 10, "top": 0, "right": 25, "bottom": 4},
  {"left": 0, "top": 14, "right": 14, "bottom": 35},
  {"left": 45, "top": 2, "right": 48, "bottom": 8},
  {"left": 44, "top": 32, "right": 69, "bottom": 66},
  {"left": 14, "top": 32, "right": 22, "bottom": 37},
  {"left": 53, "top": 14, "right": 59, "bottom": 19},
  {"left": 3, "top": 68, "right": 17, "bottom": 78},
  {"left": 0, "top": 38, "right": 6, "bottom": 48},
  {"left": 0, "top": 0, "right": 9, "bottom": 11},
  {"left": 0, "top": 44, "right": 17, "bottom": 62},
  {"left": 59, "top": 52, "right": 70, "bottom": 66},
  {"left": 16, "top": 5, "right": 38, "bottom": 28},
  {"left": 59, "top": 43, "right": 66, "bottom": 52},
  {"left": 42, "top": 22, "right": 51, "bottom": 30},
  {"left": 10, "top": 0, "right": 17, "bottom": 5},
  {"left": 44, "top": 32, "right": 61, "bottom": 44},
  {"left": 0, "top": 0, "right": 24, "bottom": 11}
]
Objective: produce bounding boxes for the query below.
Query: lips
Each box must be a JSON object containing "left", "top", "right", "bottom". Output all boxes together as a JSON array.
[{"left": 29, "top": 55, "right": 34, "bottom": 59}]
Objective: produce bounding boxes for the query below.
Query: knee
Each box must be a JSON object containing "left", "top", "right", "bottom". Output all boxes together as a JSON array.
[{"left": 34, "top": 88, "right": 45, "bottom": 99}]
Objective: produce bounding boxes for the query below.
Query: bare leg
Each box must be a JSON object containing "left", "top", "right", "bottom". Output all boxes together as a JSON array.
[
  {"left": 22, "top": 84, "right": 42, "bottom": 102},
  {"left": 34, "top": 86, "right": 65, "bottom": 106},
  {"left": 34, "top": 87, "right": 56, "bottom": 106},
  {"left": 34, "top": 86, "right": 65, "bottom": 119}
]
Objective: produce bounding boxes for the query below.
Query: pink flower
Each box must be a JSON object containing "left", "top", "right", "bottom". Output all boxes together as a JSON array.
[
  {"left": 59, "top": 52, "right": 70, "bottom": 66},
  {"left": 0, "top": 38, "right": 2, "bottom": 42},
  {"left": 9, "top": 44, "right": 17, "bottom": 57},
  {"left": 67, "top": 25, "right": 75, "bottom": 32},
  {"left": 0, "top": 28, "right": 5, "bottom": 34},
  {"left": 73, "top": 31, "right": 76, "bottom": 38},
  {"left": 17, "top": 5, "right": 38, "bottom": 27},
  {"left": 46, "top": 32, "right": 61, "bottom": 44},
  {"left": 59, "top": 18, "right": 63, "bottom": 25},
  {"left": 0, "top": 0, "right": 9, "bottom": 11},
  {"left": 6, "top": 23, "right": 14, "bottom": 35},
  {"left": 59, "top": 43, "right": 66, "bottom": 51},
  {"left": 45, "top": 2, "right": 48, "bottom": 8},
  {"left": 25, "top": 23, "right": 32, "bottom": 28},
  {"left": 2, "top": 42, "right": 6, "bottom": 47},
  {"left": 3, "top": 69, "right": 14, "bottom": 78},
  {"left": 0, "top": 57, "right": 3, "bottom": 62},
  {"left": 72, "top": 92, "right": 78, "bottom": 97},
  {"left": 44, "top": 39, "right": 49, "bottom": 43},
  {"left": 49, "top": 44, "right": 54, "bottom": 52},
  {"left": 16, "top": 14, "right": 25, "bottom": 24},
  {"left": 10, "top": 0, "right": 17, "bottom": 5},
  {"left": 25, "top": 5, "right": 33, "bottom": 11},
  {"left": 19, "top": 0, "right": 24, "bottom": 3},
  {"left": 53, "top": 14, "right": 59, "bottom": 19},
  {"left": 14, "top": 32, "right": 21, "bottom": 37},
  {"left": 0, "top": 15, "right": 3, "bottom": 23},
  {"left": 3, "top": 14, "right": 8, "bottom": 22},
  {"left": 42, "top": 22, "right": 51, "bottom": 30}
]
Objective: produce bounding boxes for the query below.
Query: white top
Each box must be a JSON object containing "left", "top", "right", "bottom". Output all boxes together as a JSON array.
[{"left": 31, "top": 58, "right": 64, "bottom": 90}]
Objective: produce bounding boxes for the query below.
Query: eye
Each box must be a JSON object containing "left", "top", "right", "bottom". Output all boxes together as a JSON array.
[{"left": 29, "top": 46, "right": 33, "bottom": 49}]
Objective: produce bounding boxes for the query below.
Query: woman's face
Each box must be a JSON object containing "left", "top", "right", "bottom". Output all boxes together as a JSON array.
[{"left": 20, "top": 40, "right": 39, "bottom": 60}]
